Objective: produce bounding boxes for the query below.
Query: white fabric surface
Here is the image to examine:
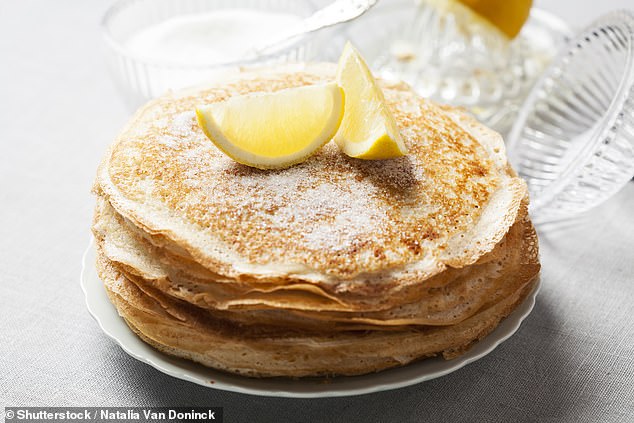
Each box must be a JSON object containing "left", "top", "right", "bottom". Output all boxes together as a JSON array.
[{"left": 1, "top": 1, "right": 633, "bottom": 421}]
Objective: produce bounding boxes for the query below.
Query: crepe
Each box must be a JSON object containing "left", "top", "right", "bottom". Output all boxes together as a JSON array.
[
  {"left": 96, "top": 63, "right": 526, "bottom": 288},
  {"left": 92, "top": 63, "right": 540, "bottom": 377},
  {"left": 93, "top": 195, "right": 538, "bottom": 329},
  {"left": 97, "top": 249, "right": 538, "bottom": 377}
]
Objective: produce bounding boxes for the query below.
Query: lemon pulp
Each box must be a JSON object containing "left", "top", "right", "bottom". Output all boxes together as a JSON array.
[
  {"left": 196, "top": 82, "right": 344, "bottom": 169},
  {"left": 334, "top": 42, "right": 407, "bottom": 160}
]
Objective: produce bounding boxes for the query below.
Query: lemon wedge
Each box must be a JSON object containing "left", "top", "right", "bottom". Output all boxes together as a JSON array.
[
  {"left": 455, "top": 0, "right": 531, "bottom": 39},
  {"left": 335, "top": 42, "right": 407, "bottom": 160},
  {"left": 196, "top": 83, "right": 344, "bottom": 169}
]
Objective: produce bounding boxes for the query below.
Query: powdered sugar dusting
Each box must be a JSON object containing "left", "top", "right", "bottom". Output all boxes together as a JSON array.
[
  {"left": 108, "top": 69, "right": 500, "bottom": 276},
  {"left": 171, "top": 111, "right": 197, "bottom": 136},
  {"left": 153, "top": 118, "right": 168, "bottom": 129},
  {"left": 284, "top": 181, "right": 382, "bottom": 251},
  {"left": 156, "top": 134, "right": 181, "bottom": 148}
]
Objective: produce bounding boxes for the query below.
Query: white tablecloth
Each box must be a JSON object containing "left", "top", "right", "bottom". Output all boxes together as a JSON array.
[{"left": 1, "top": 1, "right": 633, "bottom": 421}]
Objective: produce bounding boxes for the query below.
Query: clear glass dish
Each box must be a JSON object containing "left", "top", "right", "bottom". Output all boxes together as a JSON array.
[
  {"left": 345, "top": 0, "right": 572, "bottom": 134},
  {"left": 507, "top": 11, "right": 634, "bottom": 223},
  {"left": 102, "top": 0, "right": 342, "bottom": 108}
]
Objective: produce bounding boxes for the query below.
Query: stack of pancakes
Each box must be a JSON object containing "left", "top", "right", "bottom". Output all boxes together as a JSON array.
[{"left": 93, "top": 64, "right": 540, "bottom": 377}]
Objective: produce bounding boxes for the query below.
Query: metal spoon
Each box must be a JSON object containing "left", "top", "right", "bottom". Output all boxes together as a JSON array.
[{"left": 252, "top": 0, "right": 378, "bottom": 56}]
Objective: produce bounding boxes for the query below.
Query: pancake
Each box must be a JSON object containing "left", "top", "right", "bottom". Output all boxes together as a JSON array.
[
  {"left": 97, "top": 247, "right": 538, "bottom": 377},
  {"left": 93, "top": 195, "right": 538, "bottom": 328},
  {"left": 92, "top": 63, "right": 540, "bottom": 377},
  {"left": 96, "top": 63, "right": 526, "bottom": 292}
]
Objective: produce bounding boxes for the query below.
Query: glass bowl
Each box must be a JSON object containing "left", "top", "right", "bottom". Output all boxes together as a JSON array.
[
  {"left": 507, "top": 10, "right": 634, "bottom": 223},
  {"left": 102, "top": 0, "right": 342, "bottom": 108},
  {"left": 345, "top": 0, "right": 572, "bottom": 134}
]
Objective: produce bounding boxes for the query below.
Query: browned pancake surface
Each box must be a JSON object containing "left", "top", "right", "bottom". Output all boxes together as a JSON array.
[{"left": 102, "top": 65, "right": 517, "bottom": 279}]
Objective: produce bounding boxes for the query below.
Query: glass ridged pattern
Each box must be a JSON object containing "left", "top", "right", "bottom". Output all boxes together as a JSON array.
[
  {"left": 507, "top": 11, "right": 634, "bottom": 223},
  {"left": 345, "top": 0, "right": 571, "bottom": 133}
]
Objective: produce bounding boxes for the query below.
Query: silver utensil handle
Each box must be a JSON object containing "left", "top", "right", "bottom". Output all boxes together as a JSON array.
[{"left": 254, "top": 0, "right": 378, "bottom": 55}]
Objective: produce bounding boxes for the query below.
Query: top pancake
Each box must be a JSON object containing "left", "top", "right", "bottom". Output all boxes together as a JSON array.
[{"left": 97, "top": 63, "right": 526, "bottom": 286}]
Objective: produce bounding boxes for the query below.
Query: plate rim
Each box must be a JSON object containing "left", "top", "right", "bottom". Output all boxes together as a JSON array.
[{"left": 80, "top": 237, "right": 540, "bottom": 398}]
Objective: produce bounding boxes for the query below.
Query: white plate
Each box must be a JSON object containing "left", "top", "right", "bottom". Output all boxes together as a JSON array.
[{"left": 81, "top": 239, "right": 540, "bottom": 398}]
